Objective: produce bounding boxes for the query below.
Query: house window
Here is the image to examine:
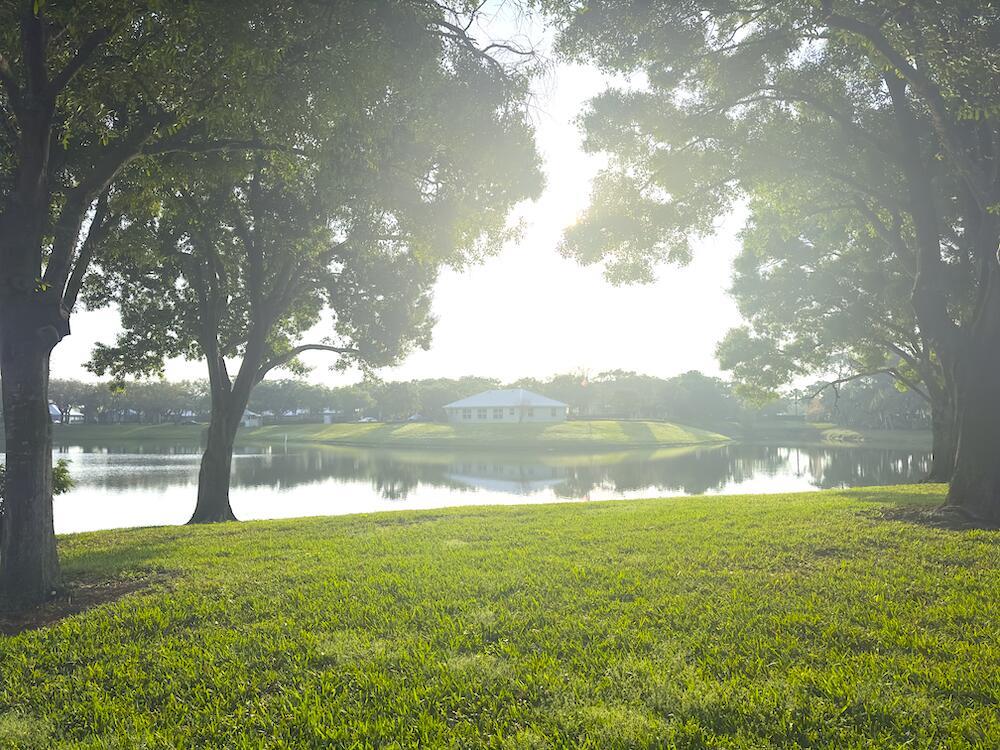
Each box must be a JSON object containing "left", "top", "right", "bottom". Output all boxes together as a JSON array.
[
  {"left": 509, "top": 408, "right": 515, "bottom": 416},
  {"left": 493, "top": 408, "right": 503, "bottom": 419},
  {"left": 462, "top": 409, "right": 472, "bottom": 420},
  {"left": 551, "top": 408, "right": 558, "bottom": 416},
  {"left": 527, "top": 408, "right": 534, "bottom": 416},
  {"left": 477, "top": 408, "right": 488, "bottom": 420}
]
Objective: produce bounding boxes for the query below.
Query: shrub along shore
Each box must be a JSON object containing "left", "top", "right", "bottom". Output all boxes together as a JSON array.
[{"left": 0, "top": 485, "right": 996, "bottom": 747}]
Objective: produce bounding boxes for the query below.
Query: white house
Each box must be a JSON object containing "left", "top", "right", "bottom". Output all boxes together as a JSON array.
[
  {"left": 443, "top": 389, "right": 569, "bottom": 424},
  {"left": 48, "top": 403, "right": 84, "bottom": 424},
  {"left": 240, "top": 410, "right": 263, "bottom": 428}
]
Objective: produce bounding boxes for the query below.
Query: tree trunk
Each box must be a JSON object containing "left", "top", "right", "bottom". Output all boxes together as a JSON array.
[
  {"left": 0, "top": 315, "right": 62, "bottom": 606},
  {"left": 945, "top": 272, "right": 1000, "bottom": 522},
  {"left": 189, "top": 401, "right": 242, "bottom": 524},
  {"left": 925, "top": 388, "right": 957, "bottom": 483}
]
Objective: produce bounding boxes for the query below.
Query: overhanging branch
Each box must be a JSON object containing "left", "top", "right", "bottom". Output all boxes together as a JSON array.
[
  {"left": 804, "top": 369, "right": 893, "bottom": 400},
  {"left": 257, "top": 343, "right": 360, "bottom": 381},
  {"left": 805, "top": 367, "right": 930, "bottom": 403}
]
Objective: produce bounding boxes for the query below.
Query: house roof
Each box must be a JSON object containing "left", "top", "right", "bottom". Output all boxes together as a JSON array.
[{"left": 444, "top": 388, "right": 568, "bottom": 409}]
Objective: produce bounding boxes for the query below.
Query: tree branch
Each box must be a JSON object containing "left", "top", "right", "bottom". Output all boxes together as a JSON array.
[
  {"left": 49, "top": 27, "right": 112, "bottom": 95},
  {"left": 183, "top": 251, "right": 232, "bottom": 397},
  {"left": 241, "top": 163, "right": 265, "bottom": 322},
  {"left": 62, "top": 188, "right": 112, "bottom": 312},
  {"left": 712, "top": 87, "right": 902, "bottom": 162},
  {"left": 0, "top": 51, "right": 20, "bottom": 108},
  {"left": 20, "top": 2, "right": 47, "bottom": 97},
  {"left": 853, "top": 198, "right": 916, "bottom": 279},
  {"left": 257, "top": 344, "right": 359, "bottom": 381},
  {"left": 42, "top": 113, "right": 162, "bottom": 290},
  {"left": 824, "top": 8, "right": 991, "bottom": 208},
  {"left": 0, "top": 97, "right": 18, "bottom": 142},
  {"left": 805, "top": 366, "right": 930, "bottom": 403},
  {"left": 804, "top": 368, "right": 892, "bottom": 400},
  {"left": 144, "top": 135, "right": 308, "bottom": 157},
  {"left": 775, "top": 86, "right": 902, "bottom": 161}
]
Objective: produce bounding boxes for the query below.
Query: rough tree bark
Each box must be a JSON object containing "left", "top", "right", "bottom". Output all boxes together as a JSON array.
[
  {"left": 945, "top": 259, "right": 1000, "bottom": 522},
  {"left": 189, "top": 393, "right": 244, "bottom": 524},
  {"left": 0, "top": 291, "right": 68, "bottom": 605},
  {"left": 926, "top": 393, "right": 957, "bottom": 484},
  {"left": 0, "top": 91, "right": 68, "bottom": 604},
  {"left": 186, "top": 321, "right": 261, "bottom": 525},
  {"left": 186, "top": 324, "right": 256, "bottom": 523}
]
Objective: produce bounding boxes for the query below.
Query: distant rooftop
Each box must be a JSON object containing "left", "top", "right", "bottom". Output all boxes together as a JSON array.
[{"left": 444, "top": 388, "right": 568, "bottom": 409}]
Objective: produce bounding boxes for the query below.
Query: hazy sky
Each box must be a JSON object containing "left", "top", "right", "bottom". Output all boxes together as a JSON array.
[{"left": 51, "top": 60, "right": 744, "bottom": 386}]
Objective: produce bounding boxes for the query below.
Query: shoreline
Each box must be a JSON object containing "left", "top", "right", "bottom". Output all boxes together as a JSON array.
[
  {"left": 46, "top": 420, "right": 931, "bottom": 453},
  {"left": 50, "top": 420, "right": 733, "bottom": 453}
]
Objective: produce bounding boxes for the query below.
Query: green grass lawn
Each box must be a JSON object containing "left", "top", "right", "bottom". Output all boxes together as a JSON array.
[
  {"left": 1, "top": 485, "right": 997, "bottom": 748},
  {"left": 53, "top": 420, "right": 730, "bottom": 451}
]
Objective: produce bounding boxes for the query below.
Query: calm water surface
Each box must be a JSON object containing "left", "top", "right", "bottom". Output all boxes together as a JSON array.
[{"left": 47, "top": 441, "right": 931, "bottom": 533}]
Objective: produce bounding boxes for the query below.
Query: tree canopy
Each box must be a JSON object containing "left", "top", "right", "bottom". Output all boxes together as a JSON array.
[
  {"left": 544, "top": 0, "right": 1000, "bottom": 518},
  {"left": 81, "top": 2, "right": 543, "bottom": 523}
]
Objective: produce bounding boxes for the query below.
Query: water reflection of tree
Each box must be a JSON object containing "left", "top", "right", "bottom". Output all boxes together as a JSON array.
[
  {"left": 554, "top": 446, "right": 754, "bottom": 497},
  {"left": 553, "top": 445, "right": 930, "bottom": 497},
  {"left": 229, "top": 447, "right": 470, "bottom": 500},
  {"left": 52, "top": 443, "right": 203, "bottom": 491},
  {"left": 804, "top": 448, "right": 930, "bottom": 489},
  {"left": 56, "top": 441, "right": 932, "bottom": 501}
]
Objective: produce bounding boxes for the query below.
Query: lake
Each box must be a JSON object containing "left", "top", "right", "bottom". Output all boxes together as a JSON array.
[{"left": 48, "top": 441, "right": 931, "bottom": 533}]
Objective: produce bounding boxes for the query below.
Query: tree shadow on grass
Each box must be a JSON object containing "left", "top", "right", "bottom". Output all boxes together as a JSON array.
[
  {"left": 0, "top": 531, "right": 188, "bottom": 636},
  {"left": 848, "top": 489, "right": 1000, "bottom": 532},
  {"left": 0, "top": 570, "right": 175, "bottom": 636},
  {"left": 872, "top": 505, "right": 1000, "bottom": 532}
]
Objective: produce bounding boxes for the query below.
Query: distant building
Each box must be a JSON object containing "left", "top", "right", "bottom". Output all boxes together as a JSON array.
[
  {"left": 240, "top": 410, "right": 263, "bottom": 428},
  {"left": 48, "top": 404, "right": 84, "bottom": 424},
  {"left": 443, "top": 389, "right": 569, "bottom": 424}
]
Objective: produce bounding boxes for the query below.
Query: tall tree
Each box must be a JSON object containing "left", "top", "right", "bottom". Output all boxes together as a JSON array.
[
  {"left": 546, "top": 0, "right": 1000, "bottom": 519},
  {"left": 0, "top": 0, "right": 540, "bottom": 604},
  {"left": 0, "top": 0, "right": 267, "bottom": 604},
  {"left": 87, "top": 22, "right": 541, "bottom": 522}
]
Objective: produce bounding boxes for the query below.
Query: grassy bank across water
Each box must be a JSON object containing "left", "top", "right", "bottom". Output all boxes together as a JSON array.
[
  {"left": 52, "top": 419, "right": 731, "bottom": 451},
  {"left": 720, "top": 418, "right": 932, "bottom": 450},
  {"left": 1, "top": 484, "right": 997, "bottom": 748}
]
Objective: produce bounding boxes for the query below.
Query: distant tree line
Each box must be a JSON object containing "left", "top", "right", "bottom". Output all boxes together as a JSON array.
[{"left": 23, "top": 370, "right": 929, "bottom": 430}]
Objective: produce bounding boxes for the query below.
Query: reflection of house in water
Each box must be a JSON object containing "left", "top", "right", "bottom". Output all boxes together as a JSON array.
[{"left": 446, "top": 460, "right": 567, "bottom": 494}]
